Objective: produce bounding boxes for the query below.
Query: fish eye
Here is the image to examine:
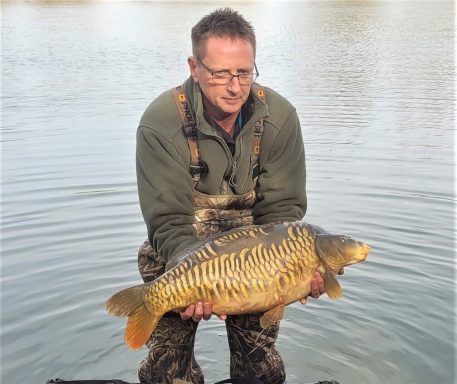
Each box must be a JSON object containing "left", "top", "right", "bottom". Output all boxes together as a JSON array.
[{"left": 340, "top": 236, "right": 347, "bottom": 243}]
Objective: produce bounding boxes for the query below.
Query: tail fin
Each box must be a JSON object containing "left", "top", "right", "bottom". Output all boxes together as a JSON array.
[
  {"left": 124, "top": 304, "right": 160, "bottom": 349},
  {"left": 106, "top": 284, "right": 161, "bottom": 350},
  {"left": 106, "top": 284, "right": 145, "bottom": 317}
]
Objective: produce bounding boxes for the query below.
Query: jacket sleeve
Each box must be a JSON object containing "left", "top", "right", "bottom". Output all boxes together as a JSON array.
[
  {"left": 253, "top": 109, "right": 307, "bottom": 224},
  {"left": 136, "top": 125, "right": 198, "bottom": 263}
]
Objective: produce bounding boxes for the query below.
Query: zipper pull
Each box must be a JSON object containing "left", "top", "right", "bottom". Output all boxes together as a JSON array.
[{"left": 229, "top": 161, "right": 238, "bottom": 188}]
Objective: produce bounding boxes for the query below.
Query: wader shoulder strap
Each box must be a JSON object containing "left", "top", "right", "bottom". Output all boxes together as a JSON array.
[
  {"left": 250, "top": 83, "right": 266, "bottom": 180},
  {"left": 171, "top": 85, "right": 203, "bottom": 185}
]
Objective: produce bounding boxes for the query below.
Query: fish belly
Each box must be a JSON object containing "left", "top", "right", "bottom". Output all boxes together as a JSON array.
[{"left": 210, "top": 271, "right": 314, "bottom": 315}]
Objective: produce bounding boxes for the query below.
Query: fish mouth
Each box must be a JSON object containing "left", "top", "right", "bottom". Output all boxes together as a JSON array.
[
  {"left": 359, "top": 243, "right": 371, "bottom": 260},
  {"left": 345, "top": 243, "right": 370, "bottom": 266}
]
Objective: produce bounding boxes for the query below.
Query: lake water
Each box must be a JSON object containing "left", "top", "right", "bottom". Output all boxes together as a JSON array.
[{"left": 1, "top": 1, "right": 455, "bottom": 383}]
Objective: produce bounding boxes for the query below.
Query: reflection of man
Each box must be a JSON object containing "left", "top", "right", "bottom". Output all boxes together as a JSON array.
[{"left": 135, "top": 8, "right": 325, "bottom": 384}]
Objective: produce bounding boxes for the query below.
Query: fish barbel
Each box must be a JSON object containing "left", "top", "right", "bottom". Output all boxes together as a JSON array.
[{"left": 106, "top": 221, "right": 370, "bottom": 349}]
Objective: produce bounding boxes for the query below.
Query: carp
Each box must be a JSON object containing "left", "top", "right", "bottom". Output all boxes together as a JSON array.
[{"left": 106, "top": 221, "right": 370, "bottom": 349}]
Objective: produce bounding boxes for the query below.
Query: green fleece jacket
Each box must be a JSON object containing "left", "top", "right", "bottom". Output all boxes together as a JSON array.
[{"left": 136, "top": 77, "right": 307, "bottom": 263}]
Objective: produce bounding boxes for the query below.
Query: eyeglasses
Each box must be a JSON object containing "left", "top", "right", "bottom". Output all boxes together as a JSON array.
[{"left": 196, "top": 57, "right": 259, "bottom": 85}]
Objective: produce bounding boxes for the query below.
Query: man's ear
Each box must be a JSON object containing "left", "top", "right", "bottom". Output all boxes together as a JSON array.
[{"left": 188, "top": 56, "right": 199, "bottom": 83}]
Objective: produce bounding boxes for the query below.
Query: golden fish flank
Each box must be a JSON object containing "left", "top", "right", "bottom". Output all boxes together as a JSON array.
[{"left": 106, "top": 221, "right": 370, "bottom": 350}]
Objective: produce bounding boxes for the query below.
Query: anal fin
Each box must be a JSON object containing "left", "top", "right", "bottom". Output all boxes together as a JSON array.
[{"left": 260, "top": 304, "right": 285, "bottom": 329}]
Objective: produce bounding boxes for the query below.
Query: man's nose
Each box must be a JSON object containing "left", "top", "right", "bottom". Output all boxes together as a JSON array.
[{"left": 227, "top": 75, "right": 241, "bottom": 92}]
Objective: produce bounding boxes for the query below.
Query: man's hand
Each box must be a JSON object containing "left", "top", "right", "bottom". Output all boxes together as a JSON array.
[
  {"left": 180, "top": 302, "right": 227, "bottom": 322},
  {"left": 300, "top": 271, "right": 325, "bottom": 304},
  {"left": 300, "top": 268, "right": 344, "bottom": 304}
]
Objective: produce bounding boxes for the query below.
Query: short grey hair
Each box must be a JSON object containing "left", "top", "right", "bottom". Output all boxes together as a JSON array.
[{"left": 191, "top": 8, "right": 256, "bottom": 59}]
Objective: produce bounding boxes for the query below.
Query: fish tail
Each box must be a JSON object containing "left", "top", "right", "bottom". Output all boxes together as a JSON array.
[
  {"left": 105, "top": 283, "right": 162, "bottom": 350},
  {"left": 124, "top": 302, "right": 160, "bottom": 350}
]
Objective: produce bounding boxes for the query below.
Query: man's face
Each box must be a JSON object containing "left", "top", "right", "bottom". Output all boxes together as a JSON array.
[{"left": 189, "top": 36, "right": 255, "bottom": 119}]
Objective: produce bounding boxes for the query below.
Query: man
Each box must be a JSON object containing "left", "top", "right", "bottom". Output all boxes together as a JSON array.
[{"left": 135, "top": 8, "right": 325, "bottom": 384}]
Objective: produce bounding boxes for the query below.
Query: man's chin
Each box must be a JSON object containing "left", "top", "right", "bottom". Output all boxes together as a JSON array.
[{"left": 219, "top": 101, "right": 243, "bottom": 114}]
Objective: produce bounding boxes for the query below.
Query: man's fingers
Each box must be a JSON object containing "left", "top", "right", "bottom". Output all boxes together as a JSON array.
[
  {"left": 310, "top": 274, "right": 320, "bottom": 298},
  {"left": 301, "top": 272, "right": 326, "bottom": 303},
  {"left": 180, "top": 302, "right": 224, "bottom": 322},
  {"left": 309, "top": 271, "right": 325, "bottom": 298},
  {"left": 317, "top": 272, "right": 325, "bottom": 294},
  {"left": 203, "top": 302, "right": 212, "bottom": 321},
  {"left": 180, "top": 304, "right": 195, "bottom": 320},
  {"left": 192, "top": 302, "right": 204, "bottom": 322}
]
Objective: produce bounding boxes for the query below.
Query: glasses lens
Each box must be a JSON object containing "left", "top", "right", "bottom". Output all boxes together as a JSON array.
[
  {"left": 238, "top": 74, "right": 254, "bottom": 85},
  {"left": 211, "top": 73, "right": 231, "bottom": 84},
  {"left": 211, "top": 74, "right": 256, "bottom": 85}
]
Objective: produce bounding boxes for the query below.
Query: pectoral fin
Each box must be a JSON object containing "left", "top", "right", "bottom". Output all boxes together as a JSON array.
[
  {"left": 260, "top": 304, "right": 285, "bottom": 329},
  {"left": 324, "top": 271, "right": 342, "bottom": 299}
]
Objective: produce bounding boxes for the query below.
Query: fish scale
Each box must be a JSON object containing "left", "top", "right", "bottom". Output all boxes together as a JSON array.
[{"left": 106, "top": 221, "right": 370, "bottom": 350}]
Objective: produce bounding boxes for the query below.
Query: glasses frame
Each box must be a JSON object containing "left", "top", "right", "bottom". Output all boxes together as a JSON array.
[{"left": 196, "top": 57, "right": 259, "bottom": 85}]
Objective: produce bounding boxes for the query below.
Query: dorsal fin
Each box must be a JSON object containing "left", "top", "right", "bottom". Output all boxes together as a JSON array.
[{"left": 213, "top": 222, "right": 278, "bottom": 246}]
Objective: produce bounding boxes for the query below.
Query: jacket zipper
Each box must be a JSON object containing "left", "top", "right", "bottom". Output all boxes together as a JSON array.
[{"left": 229, "top": 139, "right": 245, "bottom": 188}]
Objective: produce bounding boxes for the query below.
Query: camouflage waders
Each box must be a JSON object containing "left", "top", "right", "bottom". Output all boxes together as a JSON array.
[{"left": 137, "top": 83, "right": 285, "bottom": 384}]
